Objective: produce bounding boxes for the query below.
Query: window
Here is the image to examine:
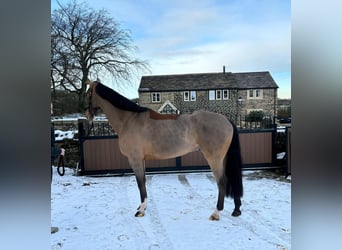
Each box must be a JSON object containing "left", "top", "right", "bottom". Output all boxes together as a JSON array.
[
  {"left": 209, "top": 90, "right": 215, "bottom": 100},
  {"left": 216, "top": 90, "right": 222, "bottom": 100},
  {"left": 223, "top": 90, "right": 230, "bottom": 100},
  {"left": 190, "top": 91, "right": 196, "bottom": 101},
  {"left": 249, "top": 89, "right": 254, "bottom": 98},
  {"left": 184, "top": 91, "right": 196, "bottom": 101},
  {"left": 209, "top": 89, "right": 229, "bottom": 100},
  {"left": 151, "top": 92, "right": 161, "bottom": 103},
  {"left": 184, "top": 91, "right": 189, "bottom": 101},
  {"left": 247, "top": 89, "right": 263, "bottom": 99}
]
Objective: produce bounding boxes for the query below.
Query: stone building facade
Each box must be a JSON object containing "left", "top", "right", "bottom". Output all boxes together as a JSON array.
[{"left": 138, "top": 71, "right": 278, "bottom": 123}]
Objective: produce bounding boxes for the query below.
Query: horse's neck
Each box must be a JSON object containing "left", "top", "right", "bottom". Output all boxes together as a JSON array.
[{"left": 99, "top": 98, "right": 133, "bottom": 134}]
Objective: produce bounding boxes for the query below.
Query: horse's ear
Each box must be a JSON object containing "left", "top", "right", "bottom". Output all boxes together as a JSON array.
[
  {"left": 86, "top": 79, "right": 95, "bottom": 93},
  {"left": 86, "top": 79, "right": 94, "bottom": 87}
]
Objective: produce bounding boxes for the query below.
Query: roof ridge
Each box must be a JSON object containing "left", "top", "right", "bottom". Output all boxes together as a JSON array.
[
  {"left": 139, "top": 71, "right": 277, "bottom": 91},
  {"left": 142, "top": 72, "right": 233, "bottom": 78},
  {"left": 141, "top": 71, "right": 271, "bottom": 78}
]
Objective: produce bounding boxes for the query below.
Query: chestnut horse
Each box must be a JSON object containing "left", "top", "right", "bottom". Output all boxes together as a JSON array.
[{"left": 85, "top": 80, "right": 243, "bottom": 220}]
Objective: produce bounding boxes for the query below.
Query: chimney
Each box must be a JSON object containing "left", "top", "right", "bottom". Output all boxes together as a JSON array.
[{"left": 223, "top": 65, "right": 226, "bottom": 74}]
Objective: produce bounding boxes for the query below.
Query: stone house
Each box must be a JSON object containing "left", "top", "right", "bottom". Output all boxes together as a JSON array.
[
  {"left": 138, "top": 70, "right": 278, "bottom": 123},
  {"left": 277, "top": 99, "right": 291, "bottom": 110}
]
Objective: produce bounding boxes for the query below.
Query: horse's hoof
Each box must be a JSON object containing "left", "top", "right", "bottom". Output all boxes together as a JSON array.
[
  {"left": 231, "top": 210, "right": 241, "bottom": 217},
  {"left": 135, "top": 211, "right": 145, "bottom": 217},
  {"left": 209, "top": 214, "right": 220, "bottom": 221}
]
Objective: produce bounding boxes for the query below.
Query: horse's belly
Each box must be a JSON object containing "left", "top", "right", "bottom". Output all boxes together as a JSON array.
[{"left": 145, "top": 143, "right": 199, "bottom": 160}]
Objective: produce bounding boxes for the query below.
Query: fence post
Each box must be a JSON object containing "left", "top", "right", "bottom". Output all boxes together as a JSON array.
[
  {"left": 271, "top": 124, "right": 277, "bottom": 166},
  {"left": 78, "top": 118, "right": 89, "bottom": 138},
  {"left": 77, "top": 118, "right": 89, "bottom": 175}
]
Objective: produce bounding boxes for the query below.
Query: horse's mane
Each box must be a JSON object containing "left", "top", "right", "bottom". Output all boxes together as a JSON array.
[{"left": 95, "top": 82, "right": 150, "bottom": 113}]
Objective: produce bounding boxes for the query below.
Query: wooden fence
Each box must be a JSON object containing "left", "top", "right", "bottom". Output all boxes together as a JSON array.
[{"left": 78, "top": 118, "right": 281, "bottom": 175}]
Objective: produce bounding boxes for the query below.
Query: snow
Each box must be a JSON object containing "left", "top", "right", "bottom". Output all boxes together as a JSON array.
[
  {"left": 51, "top": 168, "right": 291, "bottom": 250},
  {"left": 51, "top": 114, "right": 108, "bottom": 122},
  {"left": 277, "top": 152, "right": 286, "bottom": 160},
  {"left": 52, "top": 115, "right": 108, "bottom": 141},
  {"left": 54, "top": 129, "right": 78, "bottom": 141},
  {"left": 277, "top": 126, "right": 289, "bottom": 133}
]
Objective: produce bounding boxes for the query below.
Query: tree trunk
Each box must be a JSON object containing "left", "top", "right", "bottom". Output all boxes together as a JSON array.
[{"left": 78, "top": 74, "right": 88, "bottom": 113}]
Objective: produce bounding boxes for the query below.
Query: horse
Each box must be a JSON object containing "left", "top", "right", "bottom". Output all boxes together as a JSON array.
[{"left": 85, "top": 80, "right": 243, "bottom": 220}]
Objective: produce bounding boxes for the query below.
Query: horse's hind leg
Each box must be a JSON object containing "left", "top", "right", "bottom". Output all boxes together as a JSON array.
[
  {"left": 211, "top": 170, "right": 242, "bottom": 218},
  {"left": 209, "top": 174, "right": 226, "bottom": 221},
  {"left": 206, "top": 159, "right": 226, "bottom": 221},
  {"left": 232, "top": 198, "right": 241, "bottom": 216}
]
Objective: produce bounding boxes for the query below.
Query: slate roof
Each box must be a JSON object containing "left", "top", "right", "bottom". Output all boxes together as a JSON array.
[{"left": 139, "top": 71, "right": 278, "bottom": 92}]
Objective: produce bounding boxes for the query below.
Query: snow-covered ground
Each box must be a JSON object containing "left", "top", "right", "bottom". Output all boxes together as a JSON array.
[{"left": 51, "top": 168, "right": 291, "bottom": 250}]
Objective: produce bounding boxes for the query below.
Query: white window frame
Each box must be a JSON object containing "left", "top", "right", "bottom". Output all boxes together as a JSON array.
[
  {"left": 190, "top": 91, "right": 196, "bottom": 101},
  {"left": 249, "top": 89, "right": 254, "bottom": 98},
  {"left": 223, "top": 89, "right": 229, "bottom": 100},
  {"left": 151, "top": 92, "right": 161, "bottom": 103},
  {"left": 209, "top": 90, "right": 215, "bottom": 100},
  {"left": 216, "top": 90, "right": 222, "bottom": 100},
  {"left": 247, "top": 89, "right": 263, "bottom": 99},
  {"left": 183, "top": 91, "right": 189, "bottom": 101}
]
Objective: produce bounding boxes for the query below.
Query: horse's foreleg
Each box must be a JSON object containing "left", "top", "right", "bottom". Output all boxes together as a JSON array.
[
  {"left": 132, "top": 165, "right": 147, "bottom": 217},
  {"left": 135, "top": 197, "right": 147, "bottom": 217}
]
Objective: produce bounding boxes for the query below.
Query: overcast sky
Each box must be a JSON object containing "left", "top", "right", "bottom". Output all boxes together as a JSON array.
[{"left": 52, "top": 0, "right": 291, "bottom": 99}]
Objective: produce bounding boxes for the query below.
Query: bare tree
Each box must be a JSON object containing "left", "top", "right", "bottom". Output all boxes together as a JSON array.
[{"left": 51, "top": 0, "right": 149, "bottom": 112}]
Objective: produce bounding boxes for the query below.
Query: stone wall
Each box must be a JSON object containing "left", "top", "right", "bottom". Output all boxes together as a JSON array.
[
  {"left": 238, "top": 88, "right": 277, "bottom": 117},
  {"left": 139, "top": 88, "right": 277, "bottom": 122}
]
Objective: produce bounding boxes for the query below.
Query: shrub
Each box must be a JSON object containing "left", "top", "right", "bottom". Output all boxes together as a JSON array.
[{"left": 246, "top": 111, "right": 264, "bottom": 122}]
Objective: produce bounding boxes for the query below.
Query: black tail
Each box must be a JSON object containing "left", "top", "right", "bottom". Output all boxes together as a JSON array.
[{"left": 225, "top": 123, "right": 243, "bottom": 198}]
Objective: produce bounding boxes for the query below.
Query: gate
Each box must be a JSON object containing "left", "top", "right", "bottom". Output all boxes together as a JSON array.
[{"left": 77, "top": 119, "right": 284, "bottom": 175}]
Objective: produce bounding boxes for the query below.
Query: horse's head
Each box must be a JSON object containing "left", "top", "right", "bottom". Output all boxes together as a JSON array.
[{"left": 85, "top": 79, "right": 101, "bottom": 121}]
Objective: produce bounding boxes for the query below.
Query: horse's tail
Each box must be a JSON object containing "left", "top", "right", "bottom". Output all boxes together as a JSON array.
[{"left": 225, "top": 123, "right": 243, "bottom": 198}]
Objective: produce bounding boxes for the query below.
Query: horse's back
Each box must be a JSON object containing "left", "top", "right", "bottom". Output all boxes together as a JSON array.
[
  {"left": 190, "top": 110, "right": 232, "bottom": 130},
  {"left": 189, "top": 110, "right": 233, "bottom": 147}
]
